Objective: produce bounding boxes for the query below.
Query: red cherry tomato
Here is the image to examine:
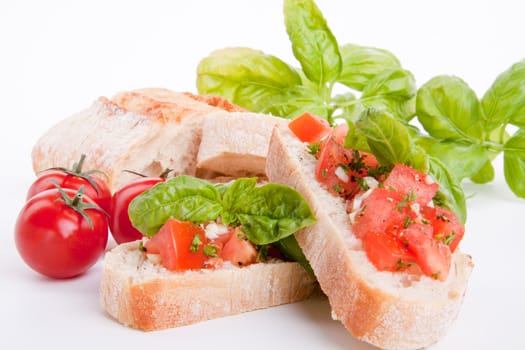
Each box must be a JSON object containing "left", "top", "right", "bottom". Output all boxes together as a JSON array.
[
  {"left": 109, "top": 176, "right": 165, "bottom": 244},
  {"left": 15, "top": 187, "right": 108, "bottom": 279},
  {"left": 27, "top": 154, "right": 111, "bottom": 213}
]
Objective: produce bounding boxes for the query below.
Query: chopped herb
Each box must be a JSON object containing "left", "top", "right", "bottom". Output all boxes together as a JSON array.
[
  {"left": 421, "top": 218, "right": 430, "bottom": 225},
  {"left": 307, "top": 142, "right": 321, "bottom": 157},
  {"left": 395, "top": 259, "right": 413, "bottom": 271},
  {"left": 332, "top": 183, "right": 342, "bottom": 193},
  {"left": 431, "top": 272, "right": 440, "bottom": 280},
  {"left": 138, "top": 240, "right": 147, "bottom": 252},
  {"left": 436, "top": 213, "right": 451, "bottom": 222},
  {"left": 395, "top": 190, "right": 417, "bottom": 212},
  {"left": 436, "top": 231, "right": 456, "bottom": 245},
  {"left": 203, "top": 244, "right": 219, "bottom": 257},
  {"left": 190, "top": 234, "right": 203, "bottom": 253},
  {"left": 355, "top": 176, "right": 369, "bottom": 191},
  {"left": 403, "top": 215, "right": 414, "bottom": 228}
]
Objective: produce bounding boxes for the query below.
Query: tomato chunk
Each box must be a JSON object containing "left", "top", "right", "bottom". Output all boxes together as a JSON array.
[
  {"left": 402, "top": 223, "right": 451, "bottom": 281},
  {"left": 363, "top": 231, "right": 414, "bottom": 272},
  {"left": 351, "top": 188, "right": 415, "bottom": 239},
  {"left": 145, "top": 219, "right": 207, "bottom": 271},
  {"left": 383, "top": 164, "right": 438, "bottom": 206},
  {"left": 288, "top": 112, "right": 331, "bottom": 143},
  {"left": 421, "top": 205, "right": 464, "bottom": 252},
  {"left": 316, "top": 127, "right": 379, "bottom": 199},
  {"left": 220, "top": 228, "right": 258, "bottom": 267}
]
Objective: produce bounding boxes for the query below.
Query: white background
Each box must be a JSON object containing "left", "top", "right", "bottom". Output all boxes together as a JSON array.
[{"left": 1, "top": 1, "right": 524, "bottom": 349}]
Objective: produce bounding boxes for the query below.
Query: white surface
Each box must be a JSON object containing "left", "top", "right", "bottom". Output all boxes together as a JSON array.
[{"left": 1, "top": 1, "right": 524, "bottom": 349}]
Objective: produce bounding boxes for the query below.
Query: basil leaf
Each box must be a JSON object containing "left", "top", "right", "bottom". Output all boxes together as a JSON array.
[
  {"left": 416, "top": 75, "right": 484, "bottom": 141},
  {"left": 258, "top": 85, "right": 330, "bottom": 119},
  {"left": 470, "top": 160, "right": 495, "bottom": 184},
  {"left": 356, "top": 108, "right": 412, "bottom": 166},
  {"left": 338, "top": 43, "right": 401, "bottom": 91},
  {"left": 503, "top": 129, "right": 525, "bottom": 198},
  {"left": 220, "top": 177, "right": 258, "bottom": 226},
  {"left": 421, "top": 140, "right": 489, "bottom": 181},
  {"left": 232, "top": 183, "right": 316, "bottom": 245},
  {"left": 273, "top": 235, "right": 313, "bottom": 273},
  {"left": 482, "top": 59, "right": 525, "bottom": 130},
  {"left": 428, "top": 157, "right": 467, "bottom": 224},
  {"left": 284, "top": 0, "right": 341, "bottom": 86},
  {"left": 128, "top": 176, "right": 223, "bottom": 236},
  {"left": 196, "top": 47, "right": 302, "bottom": 111},
  {"left": 342, "top": 68, "right": 416, "bottom": 122}
]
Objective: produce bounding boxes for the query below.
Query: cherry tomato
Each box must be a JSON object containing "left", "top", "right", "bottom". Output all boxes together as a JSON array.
[
  {"left": 109, "top": 176, "right": 165, "bottom": 244},
  {"left": 27, "top": 154, "right": 111, "bottom": 213},
  {"left": 15, "top": 186, "right": 108, "bottom": 279}
]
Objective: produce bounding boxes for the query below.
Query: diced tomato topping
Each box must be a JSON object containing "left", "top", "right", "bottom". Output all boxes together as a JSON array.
[
  {"left": 402, "top": 223, "right": 452, "bottom": 281},
  {"left": 351, "top": 188, "right": 416, "bottom": 239},
  {"left": 315, "top": 126, "right": 379, "bottom": 199},
  {"left": 421, "top": 206, "right": 465, "bottom": 253},
  {"left": 220, "top": 228, "right": 258, "bottom": 267},
  {"left": 383, "top": 164, "right": 439, "bottom": 206},
  {"left": 363, "top": 230, "right": 414, "bottom": 272},
  {"left": 145, "top": 219, "right": 208, "bottom": 271},
  {"left": 288, "top": 112, "right": 331, "bottom": 143}
]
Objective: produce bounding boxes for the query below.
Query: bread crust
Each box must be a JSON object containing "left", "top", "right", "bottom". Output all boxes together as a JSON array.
[
  {"left": 31, "top": 88, "right": 243, "bottom": 192},
  {"left": 100, "top": 241, "right": 318, "bottom": 331},
  {"left": 265, "top": 126, "right": 474, "bottom": 350}
]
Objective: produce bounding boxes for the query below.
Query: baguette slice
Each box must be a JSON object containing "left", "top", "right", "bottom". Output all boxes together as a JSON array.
[
  {"left": 100, "top": 241, "right": 318, "bottom": 331},
  {"left": 265, "top": 126, "right": 474, "bottom": 350},
  {"left": 31, "top": 88, "right": 243, "bottom": 192},
  {"left": 197, "top": 112, "right": 288, "bottom": 177}
]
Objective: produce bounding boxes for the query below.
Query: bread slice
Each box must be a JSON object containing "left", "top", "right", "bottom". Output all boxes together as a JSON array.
[
  {"left": 265, "top": 125, "right": 474, "bottom": 350},
  {"left": 197, "top": 112, "right": 288, "bottom": 177},
  {"left": 100, "top": 241, "right": 318, "bottom": 331},
  {"left": 31, "top": 88, "right": 244, "bottom": 192}
]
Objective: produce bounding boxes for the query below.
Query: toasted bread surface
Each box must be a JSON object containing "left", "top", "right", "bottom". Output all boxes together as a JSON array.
[
  {"left": 265, "top": 126, "right": 474, "bottom": 350},
  {"left": 100, "top": 241, "right": 318, "bottom": 331}
]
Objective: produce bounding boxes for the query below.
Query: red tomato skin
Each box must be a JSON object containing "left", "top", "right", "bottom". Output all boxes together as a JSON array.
[
  {"left": 15, "top": 189, "right": 108, "bottom": 279},
  {"left": 363, "top": 231, "right": 414, "bottom": 272},
  {"left": 288, "top": 112, "right": 331, "bottom": 143},
  {"left": 220, "top": 228, "right": 258, "bottom": 267},
  {"left": 403, "top": 223, "right": 451, "bottom": 281},
  {"left": 315, "top": 132, "right": 379, "bottom": 199},
  {"left": 421, "top": 205, "right": 464, "bottom": 252},
  {"left": 145, "top": 219, "right": 207, "bottom": 271},
  {"left": 109, "top": 177, "right": 164, "bottom": 244},
  {"left": 27, "top": 170, "right": 111, "bottom": 213},
  {"left": 383, "top": 164, "right": 439, "bottom": 206}
]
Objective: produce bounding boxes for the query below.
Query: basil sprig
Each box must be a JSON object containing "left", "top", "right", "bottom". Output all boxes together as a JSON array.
[
  {"left": 196, "top": 0, "right": 415, "bottom": 124},
  {"left": 128, "top": 176, "right": 316, "bottom": 268}
]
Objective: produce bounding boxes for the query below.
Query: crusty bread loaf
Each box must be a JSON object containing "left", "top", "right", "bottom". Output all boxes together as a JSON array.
[
  {"left": 100, "top": 241, "right": 318, "bottom": 331},
  {"left": 31, "top": 88, "right": 244, "bottom": 192},
  {"left": 197, "top": 112, "right": 288, "bottom": 177},
  {"left": 265, "top": 125, "right": 474, "bottom": 350}
]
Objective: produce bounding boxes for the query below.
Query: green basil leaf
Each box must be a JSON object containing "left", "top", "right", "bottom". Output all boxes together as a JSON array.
[
  {"left": 338, "top": 43, "right": 401, "bottom": 91},
  {"left": 341, "top": 68, "right": 416, "bottom": 122},
  {"left": 284, "top": 0, "right": 341, "bottom": 86},
  {"left": 428, "top": 157, "right": 467, "bottom": 224},
  {"left": 421, "top": 140, "right": 489, "bottom": 181},
  {"left": 220, "top": 178, "right": 258, "bottom": 226},
  {"left": 343, "top": 120, "right": 371, "bottom": 152},
  {"left": 273, "top": 235, "right": 313, "bottom": 273},
  {"left": 128, "top": 176, "right": 223, "bottom": 236},
  {"left": 355, "top": 108, "right": 412, "bottom": 166},
  {"left": 481, "top": 59, "right": 525, "bottom": 130},
  {"left": 232, "top": 183, "right": 316, "bottom": 245},
  {"left": 416, "top": 75, "right": 484, "bottom": 141},
  {"left": 258, "top": 85, "right": 330, "bottom": 119},
  {"left": 196, "top": 47, "right": 302, "bottom": 111},
  {"left": 503, "top": 129, "right": 525, "bottom": 198},
  {"left": 470, "top": 160, "right": 495, "bottom": 184}
]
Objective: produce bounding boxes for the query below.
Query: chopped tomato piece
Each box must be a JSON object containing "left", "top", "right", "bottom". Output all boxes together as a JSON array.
[
  {"left": 316, "top": 128, "right": 379, "bottom": 199},
  {"left": 421, "top": 206, "right": 464, "bottom": 252},
  {"left": 220, "top": 228, "right": 258, "bottom": 267},
  {"left": 402, "top": 223, "right": 451, "bottom": 281},
  {"left": 351, "top": 188, "right": 416, "bottom": 239},
  {"left": 363, "top": 231, "right": 414, "bottom": 271},
  {"left": 383, "top": 164, "right": 439, "bottom": 206},
  {"left": 145, "top": 219, "right": 208, "bottom": 271},
  {"left": 288, "top": 112, "right": 331, "bottom": 143}
]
